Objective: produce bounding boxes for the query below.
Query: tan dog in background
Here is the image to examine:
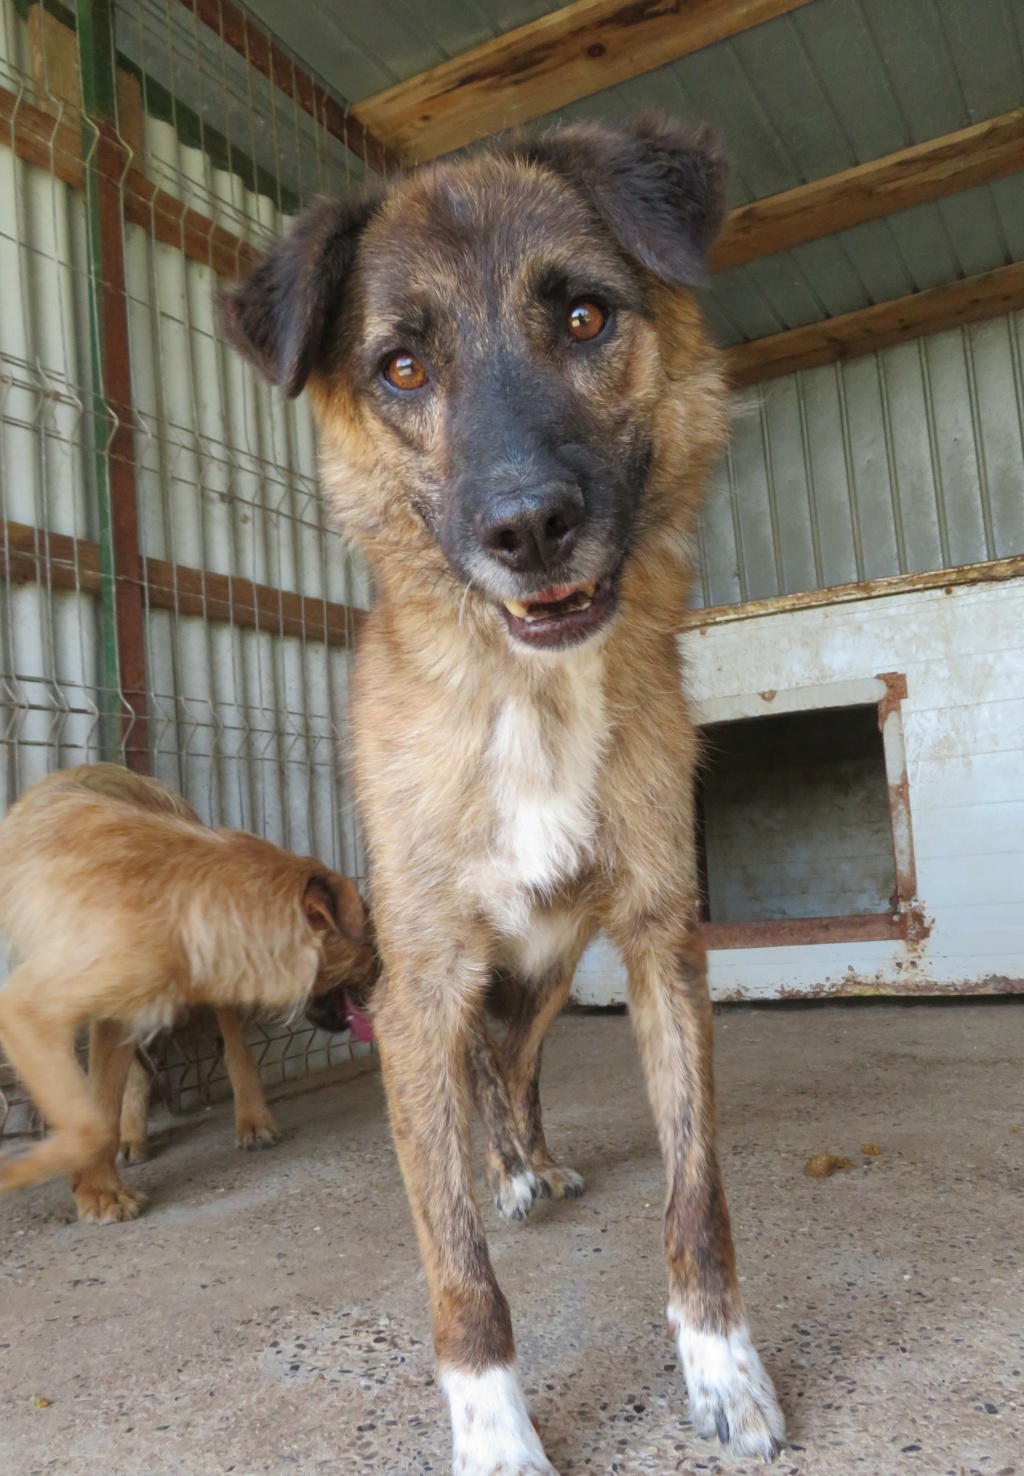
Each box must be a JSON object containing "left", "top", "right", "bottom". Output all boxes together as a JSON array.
[
  {"left": 58, "top": 766, "right": 285, "bottom": 1168},
  {"left": 0, "top": 764, "right": 373, "bottom": 1222}
]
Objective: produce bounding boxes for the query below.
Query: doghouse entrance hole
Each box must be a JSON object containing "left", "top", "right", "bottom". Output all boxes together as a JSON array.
[{"left": 696, "top": 705, "right": 895, "bottom": 924}]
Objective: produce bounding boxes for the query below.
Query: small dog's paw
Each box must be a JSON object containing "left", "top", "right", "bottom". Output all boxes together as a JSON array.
[
  {"left": 119, "top": 1137, "right": 149, "bottom": 1165},
  {"left": 495, "top": 1167, "right": 540, "bottom": 1222},
  {"left": 235, "top": 1114, "right": 280, "bottom": 1150},
  {"left": 669, "top": 1311, "right": 785, "bottom": 1462},
  {"left": 74, "top": 1180, "right": 147, "bottom": 1224},
  {"left": 443, "top": 1365, "right": 559, "bottom": 1475},
  {"left": 535, "top": 1163, "right": 584, "bottom": 1201}
]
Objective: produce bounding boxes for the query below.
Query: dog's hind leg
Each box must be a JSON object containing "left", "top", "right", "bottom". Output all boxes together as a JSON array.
[
  {"left": 375, "top": 947, "right": 558, "bottom": 1476},
  {"left": 467, "top": 1022, "right": 539, "bottom": 1222},
  {"left": 74, "top": 1020, "right": 147, "bottom": 1222},
  {"left": 0, "top": 966, "right": 117, "bottom": 1201},
  {"left": 612, "top": 909, "right": 785, "bottom": 1462},
  {"left": 500, "top": 968, "right": 584, "bottom": 1204},
  {"left": 119, "top": 1053, "right": 152, "bottom": 1163},
  {"left": 216, "top": 1007, "right": 279, "bottom": 1149}
]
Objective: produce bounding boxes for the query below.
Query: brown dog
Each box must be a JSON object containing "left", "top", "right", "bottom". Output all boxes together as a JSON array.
[
  {"left": 0, "top": 764, "right": 373, "bottom": 1223},
  {"left": 224, "top": 117, "right": 785, "bottom": 1470},
  {"left": 49, "top": 766, "right": 287, "bottom": 1177}
]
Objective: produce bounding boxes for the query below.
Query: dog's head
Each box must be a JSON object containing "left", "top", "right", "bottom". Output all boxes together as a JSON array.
[
  {"left": 303, "top": 872, "right": 377, "bottom": 994},
  {"left": 302, "top": 884, "right": 379, "bottom": 1041},
  {"left": 222, "top": 118, "right": 726, "bottom": 653}
]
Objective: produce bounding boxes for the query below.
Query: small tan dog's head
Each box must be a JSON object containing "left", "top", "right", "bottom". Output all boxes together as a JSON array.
[
  {"left": 222, "top": 117, "right": 728, "bottom": 654},
  {"left": 302, "top": 871, "right": 374, "bottom": 986},
  {"left": 303, "top": 873, "right": 379, "bottom": 1042}
]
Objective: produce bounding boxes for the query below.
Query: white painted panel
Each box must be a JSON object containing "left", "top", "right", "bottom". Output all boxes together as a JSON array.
[{"left": 576, "top": 579, "right": 1024, "bottom": 1003}]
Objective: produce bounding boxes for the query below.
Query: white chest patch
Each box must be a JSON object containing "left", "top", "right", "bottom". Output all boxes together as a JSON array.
[{"left": 474, "top": 653, "right": 608, "bottom": 940}]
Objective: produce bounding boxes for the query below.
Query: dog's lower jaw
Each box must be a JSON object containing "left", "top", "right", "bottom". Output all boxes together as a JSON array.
[
  {"left": 441, "top": 1364, "right": 559, "bottom": 1476},
  {"left": 668, "top": 1309, "right": 785, "bottom": 1462}
]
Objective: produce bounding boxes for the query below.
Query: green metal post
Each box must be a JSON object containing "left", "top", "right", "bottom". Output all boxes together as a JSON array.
[{"left": 77, "top": 0, "right": 149, "bottom": 770}]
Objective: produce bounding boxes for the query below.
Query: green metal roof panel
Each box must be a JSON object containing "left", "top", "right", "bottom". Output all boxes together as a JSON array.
[{"left": 242, "top": 0, "right": 563, "bottom": 101}]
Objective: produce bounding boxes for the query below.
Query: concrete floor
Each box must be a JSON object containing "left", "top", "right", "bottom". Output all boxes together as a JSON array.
[{"left": 1, "top": 1003, "right": 1022, "bottom": 1476}]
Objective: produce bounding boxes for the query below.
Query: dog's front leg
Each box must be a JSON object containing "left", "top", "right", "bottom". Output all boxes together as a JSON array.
[
  {"left": 375, "top": 954, "right": 558, "bottom": 1476},
  {"left": 617, "top": 918, "right": 785, "bottom": 1461},
  {"left": 467, "top": 1023, "right": 540, "bottom": 1222},
  {"left": 500, "top": 967, "right": 584, "bottom": 1204},
  {"left": 216, "top": 1007, "right": 280, "bottom": 1149}
]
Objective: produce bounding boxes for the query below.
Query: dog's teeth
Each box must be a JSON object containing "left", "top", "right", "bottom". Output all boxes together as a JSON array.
[
  {"left": 580, "top": 579, "right": 598, "bottom": 597},
  {"left": 504, "top": 599, "right": 529, "bottom": 618}
]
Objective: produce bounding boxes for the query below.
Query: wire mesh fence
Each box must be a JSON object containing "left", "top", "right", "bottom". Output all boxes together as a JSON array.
[{"left": 0, "top": 0, "right": 391, "bottom": 1142}]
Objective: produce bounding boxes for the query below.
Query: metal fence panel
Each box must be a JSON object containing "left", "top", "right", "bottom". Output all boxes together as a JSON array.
[{"left": 0, "top": 0, "right": 377, "bottom": 1142}]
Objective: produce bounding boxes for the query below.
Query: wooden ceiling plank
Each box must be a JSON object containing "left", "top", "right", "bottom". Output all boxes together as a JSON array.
[
  {"left": 726, "top": 260, "right": 1024, "bottom": 385},
  {"left": 714, "top": 107, "right": 1024, "bottom": 271},
  {"left": 352, "top": 0, "right": 817, "bottom": 164}
]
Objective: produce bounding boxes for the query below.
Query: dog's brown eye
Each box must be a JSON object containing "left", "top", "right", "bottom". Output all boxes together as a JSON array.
[
  {"left": 383, "top": 353, "right": 427, "bottom": 391},
  {"left": 567, "top": 301, "right": 606, "bottom": 342}
]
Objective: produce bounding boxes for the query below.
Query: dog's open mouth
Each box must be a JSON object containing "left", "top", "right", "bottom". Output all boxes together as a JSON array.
[
  {"left": 501, "top": 576, "right": 616, "bottom": 649},
  {"left": 306, "top": 985, "right": 375, "bottom": 1042}
]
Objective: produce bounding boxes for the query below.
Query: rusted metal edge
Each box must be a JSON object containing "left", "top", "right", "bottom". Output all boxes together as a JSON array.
[
  {"left": 705, "top": 908, "right": 930, "bottom": 952},
  {"left": 177, "top": 0, "right": 401, "bottom": 177},
  {"left": 683, "top": 554, "right": 1024, "bottom": 631},
  {"left": 0, "top": 521, "right": 364, "bottom": 648},
  {"left": 876, "top": 672, "right": 918, "bottom": 907},
  {"left": 716, "top": 972, "right": 1023, "bottom": 1002}
]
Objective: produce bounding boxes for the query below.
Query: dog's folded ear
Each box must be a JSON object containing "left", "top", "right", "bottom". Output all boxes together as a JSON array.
[
  {"left": 219, "top": 194, "right": 378, "bottom": 398},
  {"left": 303, "top": 871, "right": 368, "bottom": 943},
  {"left": 508, "top": 116, "right": 727, "bottom": 288}
]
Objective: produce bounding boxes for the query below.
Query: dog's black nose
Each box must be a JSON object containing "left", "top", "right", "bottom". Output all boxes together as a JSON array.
[{"left": 478, "top": 484, "right": 584, "bottom": 574}]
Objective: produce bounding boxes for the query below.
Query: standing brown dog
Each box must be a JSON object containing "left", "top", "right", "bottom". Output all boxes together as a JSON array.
[
  {"left": 0, "top": 765, "right": 372, "bottom": 1223},
  {"left": 224, "top": 118, "right": 785, "bottom": 1470}
]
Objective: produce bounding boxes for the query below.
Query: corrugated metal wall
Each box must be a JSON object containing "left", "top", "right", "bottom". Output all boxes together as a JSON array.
[
  {"left": 695, "top": 312, "right": 1024, "bottom": 608},
  {"left": 127, "top": 113, "right": 367, "bottom": 864}
]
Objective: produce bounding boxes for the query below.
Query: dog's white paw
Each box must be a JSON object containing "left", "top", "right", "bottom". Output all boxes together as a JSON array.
[
  {"left": 495, "top": 1167, "right": 540, "bottom": 1222},
  {"left": 669, "top": 1310, "right": 785, "bottom": 1462},
  {"left": 442, "top": 1364, "right": 559, "bottom": 1475},
  {"left": 535, "top": 1163, "right": 584, "bottom": 1201}
]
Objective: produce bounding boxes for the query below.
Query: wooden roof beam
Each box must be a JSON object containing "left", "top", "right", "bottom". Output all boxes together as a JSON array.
[
  {"left": 726, "top": 259, "right": 1024, "bottom": 386},
  {"left": 714, "top": 106, "right": 1024, "bottom": 270},
  {"left": 353, "top": 0, "right": 816, "bottom": 164}
]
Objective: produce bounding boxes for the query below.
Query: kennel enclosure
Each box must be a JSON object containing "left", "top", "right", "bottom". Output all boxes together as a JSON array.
[{"left": 1, "top": 0, "right": 1022, "bottom": 1141}]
